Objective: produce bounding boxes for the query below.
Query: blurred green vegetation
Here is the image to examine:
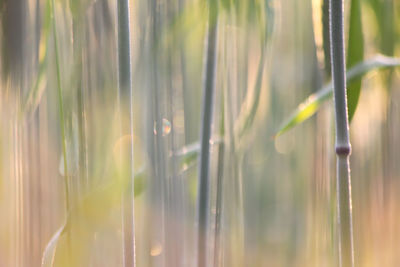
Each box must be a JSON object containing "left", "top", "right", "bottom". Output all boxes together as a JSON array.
[{"left": 0, "top": 0, "right": 400, "bottom": 266}]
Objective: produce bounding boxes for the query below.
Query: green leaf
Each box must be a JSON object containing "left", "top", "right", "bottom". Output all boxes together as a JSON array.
[
  {"left": 366, "top": 0, "right": 395, "bottom": 57},
  {"left": 275, "top": 55, "right": 400, "bottom": 137},
  {"left": 166, "top": 1, "right": 207, "bottom": 45},
  {"left": 176, "top": 142, "right": 200, "bottom": 166},
  {"left": 176, "top": 139, "right": 222, "bottom": 169},
  {"left": 322, "top": 0, "right": 331, "bottom": 77},
  {"left": 41, "top": 223, "right": 67, "bottom": 267},
  {"left": 346, "top": 0, "right": 364, "bottom": 121},
  {"left": 21, "top": 54, "right": 47, "bottom": 118},
  {"left": 76, "top": 170, "right": 146, "bottom": 224},
  {"left": 41, "top": 169, "right": 146, "bottom": 267},
  {"left": 235, "top": 51, "right": 266, "bottom": 139},
  {"left": 20, "top": 0, "right": 51, "bottom": 119},
  {"left": 69, "top": 0, "right": 92, "bottom": 20},
  {"left": 220, "top": 0, "right": 232, "bottom": 10}
]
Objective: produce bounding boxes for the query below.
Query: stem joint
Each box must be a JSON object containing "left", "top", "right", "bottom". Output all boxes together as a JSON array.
[{"left": 335, "top": 144, "right": 352, "bottom": 156}]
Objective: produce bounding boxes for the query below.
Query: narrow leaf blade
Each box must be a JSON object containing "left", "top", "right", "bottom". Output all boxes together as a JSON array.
[
  {"left": 41, "top": 224, "right": 67, "bottom": 267},
  {"left": 347, "top": 0, "right": 364, "bottom": 121},
  {"left": 175, "top": 138, "right": 222, "bottom": 170},
  {"left": 236, "top": 52, "right": 266, "bottom": 139},
  {"left": 275, "top": 55, "right": 400, "bottom": 137}
]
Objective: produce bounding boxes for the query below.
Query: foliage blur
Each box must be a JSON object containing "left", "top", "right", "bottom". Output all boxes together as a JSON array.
[{"left": 0, "top": 0, "right": 400, "bottom": 266}]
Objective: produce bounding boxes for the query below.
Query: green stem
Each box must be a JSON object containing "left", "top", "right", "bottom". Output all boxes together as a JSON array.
[
  {"left": 197, "top": 2, "right": 218, "bottom": 266},
  {"left": 71, "top": 17, "right": 89, "bottom": 191},
  {"left": 50, "top": 0, "right": 72, "bottom": 261},
  {"left": 329, "top": 0, "right": 354, "bottom": 266},
  {"left": 51, "top": 0, "right": 69, "bottom": 221},
  {"left": 117, "top": 0, "right": 136, "bottom": 266},
  {"left": 322, "top": 0, "right": 331, "bottom": 77}
]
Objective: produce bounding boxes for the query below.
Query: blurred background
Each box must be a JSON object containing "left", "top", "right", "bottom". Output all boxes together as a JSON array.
[{"left": 0, "top": 0, "right": 400, "bottom": 266}]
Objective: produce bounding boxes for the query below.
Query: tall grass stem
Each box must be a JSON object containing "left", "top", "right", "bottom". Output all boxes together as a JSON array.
[
  {"left": 117, "top": 0, "right": 136, "bottom": 266},
  {"left": 51, "top": 0, "right": 69, "bottom": 216},
  {"left": 329, "top": 0, "right": 355, "bottom": 266},
  {"left": 50, "top": 0, "right": 72, "bottom": 262},
  {"left": 197, "top": 2, "right": 218, "bottom": 266}
]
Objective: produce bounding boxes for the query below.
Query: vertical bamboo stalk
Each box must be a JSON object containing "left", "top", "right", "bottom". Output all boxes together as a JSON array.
[
  {"left": 197, "top": 1, "right": 218, "bottom": 266},
  {"left": 117, "top": 0, "right": 136, "bottom": 266},
  {"left": 329, "top": 0, "right": 354, "bottom": 266}
]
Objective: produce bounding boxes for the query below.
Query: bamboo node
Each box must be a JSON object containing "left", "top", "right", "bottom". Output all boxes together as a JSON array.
[{"left": 335, "top": 145, "right": 351, "bottom": 156}]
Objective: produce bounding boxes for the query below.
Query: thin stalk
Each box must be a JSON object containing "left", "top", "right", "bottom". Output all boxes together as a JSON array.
[
  {"left": 117, "top": 0, "right": 136, "bottom": 266},
  {"left": 149, "top": 0, "right": 167, "bottom": 266},
  {"left": 165, "top": 2, "right": 185, "bottom": 265},
  {"left": 380, "top": 0, "right": 395, "bottom": 204},
  {"left": 71, "top": 16, "right": 89, "bottom": 192},
  {"left": 213, "top": 100, "right": 224, "bottom": 267},
  {"left": 322, "top": 0, "right": 331, "bottom": 77},
  {"left": 50, "top": 0, "right": 71, "bottom": 259},
  {"left": 197, "top": 2, "right": 218, "bottom": 266},
  {"left": 177, "top": 0, "right": 189, "bottom": 264},
  {"left": 76, "top": 53, "right": 89, "bottom": 190},
  {"left": 51, "top": 0, "right": 69, "bottom": 213},
  {"left": 329, "top": 0, "right": 354, "bottom": 266}
]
